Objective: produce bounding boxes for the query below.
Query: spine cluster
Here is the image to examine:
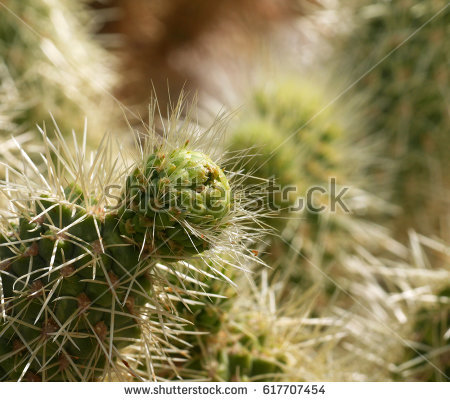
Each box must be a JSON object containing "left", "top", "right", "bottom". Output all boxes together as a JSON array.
[{"left": 0, "top": 142, "right": 234, "bottom": 381}]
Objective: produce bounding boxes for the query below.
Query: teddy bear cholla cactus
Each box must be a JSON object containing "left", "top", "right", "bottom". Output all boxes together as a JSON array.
[{"left": 0, "top": 105, "right": 261, "bottom": 381}]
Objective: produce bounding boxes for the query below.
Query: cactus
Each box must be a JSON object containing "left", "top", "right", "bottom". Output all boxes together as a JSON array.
[
  {"left": 153, "top": 264, "right": 290, "bottom": 382},
  {"left": 229, "top": 79, "right": 349, "bottom": 192},
  {"left": 141, "top": 250, "right": 290, "bottom": 381},
  {"left": 121, "top": 148, "right": 231, "bottom": 257},
  {"left": 227, "top": 77, "right": 374, "bottom": 220},
  {"left": 392, "top": 235, "right": 450, "bottom": 381},
  {"left": 409, "top": 288, "right": 449, "bottom": 381},
  {"left": 332, "top": 0, "right": 450, "bottom": 240},
  {"left": 138, "top": 259, "right": 236, "bottom": 380},
  {"left": 0, "top": 0, "right": 115, "bottom": 143},
  {"left": 0, "top": 103, "right": 260, "bottom": 381},
  {"left": 226, "top": 77, "right": 389, "bottom": 281},
  {"left": 330, "top": 2, "right": 450, "bottom": 380},
  {"left": 225, "top": 75, "right": 449, "bottom": 383}
]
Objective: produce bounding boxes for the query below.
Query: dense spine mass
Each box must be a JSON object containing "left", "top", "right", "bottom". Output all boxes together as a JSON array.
[
  {"left": 150, "top": 261, "right": 288, "bottom": 382},
  {"left": 0, "top": 145, "right": 232, "bottom": 381}
]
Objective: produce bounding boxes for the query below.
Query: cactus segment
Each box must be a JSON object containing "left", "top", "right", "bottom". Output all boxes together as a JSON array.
[
  {"left": 0, "top": 197, "right": 150, "bottom": 381},
  {"left": 120, "top": 148, "right": 231, "bottom": 258},
  {"left": 0, "top": 115, "right": 251, "bottom": 382}
]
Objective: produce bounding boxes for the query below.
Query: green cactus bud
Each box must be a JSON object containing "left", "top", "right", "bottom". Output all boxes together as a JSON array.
[{"left": 122, "top": 148, "right": 231, "bottom": 258}]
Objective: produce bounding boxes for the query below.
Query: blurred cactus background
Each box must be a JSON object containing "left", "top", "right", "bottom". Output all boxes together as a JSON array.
[
  {"left": 0, "top": 0, "right": 449, "bottom": 382},
  {"left": 0, "top": 0, "right": 117, "bottom": 139},
  {"left": 332, "top": 0, "right": 449, "bottom": 243}
]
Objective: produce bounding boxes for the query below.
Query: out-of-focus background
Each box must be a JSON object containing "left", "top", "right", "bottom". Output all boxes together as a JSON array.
[{"left": 0, "top": 0, "right": 449, "bottom": 381}]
